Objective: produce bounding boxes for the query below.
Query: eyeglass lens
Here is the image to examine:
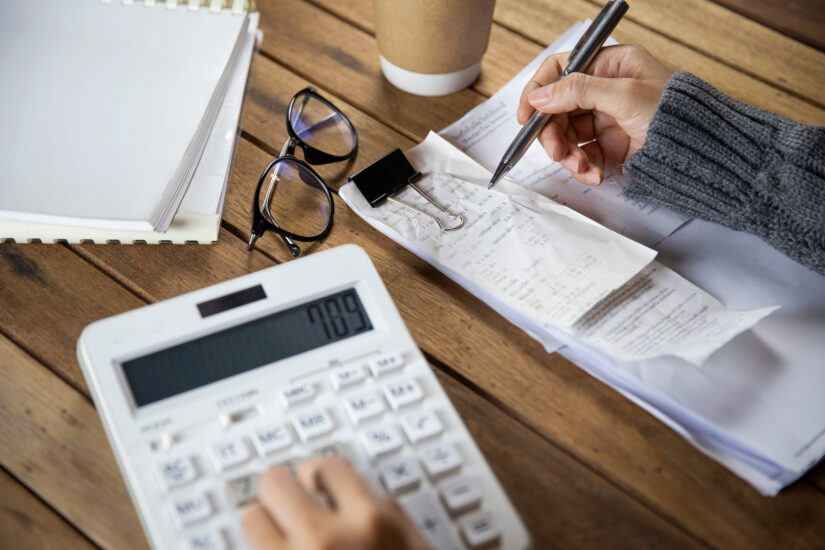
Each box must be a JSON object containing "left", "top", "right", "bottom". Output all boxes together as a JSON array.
[
  {"left": 289, "top": 93, "right": 356, "bottom": 157},
  {"left": 259, "top": 158, "right": 330, "bottom": 238}
]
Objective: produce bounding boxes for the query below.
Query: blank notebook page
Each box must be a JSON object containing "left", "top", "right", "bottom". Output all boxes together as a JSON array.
[{"left": 0, "top": 0, "right": 247, "bottom": 231}]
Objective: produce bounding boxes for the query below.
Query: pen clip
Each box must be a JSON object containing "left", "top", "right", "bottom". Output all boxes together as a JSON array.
[{"left": 568, "top": 0, "right": 613, "bottom": 62}]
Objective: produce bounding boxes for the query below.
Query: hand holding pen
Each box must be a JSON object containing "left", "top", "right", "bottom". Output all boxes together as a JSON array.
[
  {"left": 489, "top": 0, "right": 633, "bottom": 189},
  {"left": 518, "top": 44, "right": 673, "bottom": 186}
]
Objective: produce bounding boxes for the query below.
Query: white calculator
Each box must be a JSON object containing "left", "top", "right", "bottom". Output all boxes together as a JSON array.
[{"left": 77, "top": 244, "right": 530, "bottom": 550}]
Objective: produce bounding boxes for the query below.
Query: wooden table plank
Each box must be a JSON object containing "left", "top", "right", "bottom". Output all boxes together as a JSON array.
[
  {"left": 0, "top": 336, "right": 147, "bottom": 550},
  {"left": 0, "top": 244, "right": 145, "bottom": 392},
  {"left": 311, "top": 0, "right": 825, "bottom": 119},
  {"left": 601, "top": 0, "right": 825, "bottom": 107},
  {"left": 0, "top": 332, "right": 702, "bottom": 549},
  {"left": 0, "top": 468, "right": 97, "bottom": 550},
  {"left": 712, "top": 0, "right": 825, "bottom": 52}
]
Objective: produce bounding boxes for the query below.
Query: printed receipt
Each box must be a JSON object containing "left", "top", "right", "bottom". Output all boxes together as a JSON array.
[
  {"left": 340, "top": 133, "right": 776, "bottom": 365},
  {"left": 569, "top": 263, "right": 777, "bottom": 365}
]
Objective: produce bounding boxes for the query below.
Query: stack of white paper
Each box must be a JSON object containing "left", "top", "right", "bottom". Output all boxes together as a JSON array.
[
  {"left": 341, "top": 24, "right": 825, "bottom": 495},
  {"left": 0, "top": 0, "right": 259, "bottom": 243}
]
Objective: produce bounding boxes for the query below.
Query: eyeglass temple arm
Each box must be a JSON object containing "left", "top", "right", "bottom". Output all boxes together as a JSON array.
[{"left": 247, "top": 217, "right": 301, "bottom": 256}]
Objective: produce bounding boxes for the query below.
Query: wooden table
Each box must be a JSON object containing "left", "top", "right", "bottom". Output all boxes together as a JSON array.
[{"left": 3, "top": 1, "right": 824, "bottom": 548}]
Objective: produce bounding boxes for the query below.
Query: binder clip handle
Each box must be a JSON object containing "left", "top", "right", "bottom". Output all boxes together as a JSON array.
[{"left": 348, "top": 149, "right": 464, "bottom": 232}]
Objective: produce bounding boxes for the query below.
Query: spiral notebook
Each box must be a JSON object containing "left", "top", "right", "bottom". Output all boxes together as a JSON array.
[{"left": 0, "top": 0, "right": 258, "bottom": 244}]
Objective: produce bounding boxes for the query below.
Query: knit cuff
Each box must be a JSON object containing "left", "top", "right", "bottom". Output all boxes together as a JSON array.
[{"left": 624, "top": 72, "right": 825, "bottom": 275}]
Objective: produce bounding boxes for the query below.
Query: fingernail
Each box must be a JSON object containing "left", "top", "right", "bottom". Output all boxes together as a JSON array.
[
  {"left": 561, "top": 156, "right": 580, "bottom": 173},
  {"left": 527, "top": 84, "right": 554, "bottom": 107},
  {"left": 582, "top": 170, "right": 601, "bottom": 185}
]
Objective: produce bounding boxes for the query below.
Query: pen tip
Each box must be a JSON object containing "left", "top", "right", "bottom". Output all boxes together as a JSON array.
[{"left": 488, "top": 163, "right": 510, "bottom": 191}]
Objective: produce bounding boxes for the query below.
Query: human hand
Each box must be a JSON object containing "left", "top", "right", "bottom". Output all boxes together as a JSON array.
[
  {"left": 242, "top": 457, "right": 431, "bottom": 550},
  {"left": 517, "top": 44, "right": 673, "bottom": 185}
]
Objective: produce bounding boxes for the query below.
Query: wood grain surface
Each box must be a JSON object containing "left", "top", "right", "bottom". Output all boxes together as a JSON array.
[{"left": 2, "top": 1, "right": 824, "bottom": 549}]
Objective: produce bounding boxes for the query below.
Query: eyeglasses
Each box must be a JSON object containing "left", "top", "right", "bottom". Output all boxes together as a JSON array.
[{"left": 247, "top": 88, "right": 358, "bottom": 256}]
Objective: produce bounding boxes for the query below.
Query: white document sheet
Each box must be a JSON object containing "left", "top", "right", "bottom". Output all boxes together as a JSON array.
[
  {"left": 340, "top": 133, "right": 774, "bottom": 365},
  {"left": 440, "top": 22, "right": 687, "bottom": 247}
]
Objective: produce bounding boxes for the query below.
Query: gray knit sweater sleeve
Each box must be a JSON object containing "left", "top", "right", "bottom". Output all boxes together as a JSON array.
[{"left": 623, "top": 71, "right": 825, "bottom": 275}]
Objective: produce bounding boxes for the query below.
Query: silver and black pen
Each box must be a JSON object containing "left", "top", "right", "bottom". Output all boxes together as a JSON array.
[{"left": 488, "top": 0, "right": 629, "bottom": 190}]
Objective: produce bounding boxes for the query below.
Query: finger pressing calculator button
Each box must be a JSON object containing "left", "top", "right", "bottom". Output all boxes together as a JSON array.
[
  {"left": 440, "top": 476, "right": 482, "bottom": 516},
  {"left": 187, "top": 528, "right": 227, "bottom": 550},
  {"left": 378, "top": 456, "right": 422, "bottom": 494},
  {"left": 368, "top": 351, "right": 405, "bottom": 377},
  {"left": 156, "top": 456, "right": 197, "bottom": 491},
  {"left": 382, "top": 378, "right": 424, "bottom": 410},
  {"left": 420, "top": 444, "right": 463, "bottom": 480},
  {"left": 361, "top": 425, "right": 404, "bottom": 459},
  {"left": 399, "top": 492, "right": 461, "bottom": 550},
  {"left": 292, "top": 409, "right": 335, "bottom": 442},
  {"left": 279, "top": 383, "right": 316, "bottom": 408},
  {"left": 459, "top": 511, "right": 501, "bottom": 548},
  {"left": 401, "top": 410, "right": 444, "bottom": 444},
  {"left": 252, "top": 424, "right": 294, "bottom": 457},
  {"left": 171, "top": 493, "right": 212, "bottom": 527},
  {"left": 211, "top": 438, "right": 252, "bottom": 471},
  {"left": 343, "top": 391, "right": 386, "bottom": 425},
  {"left": 225, "top": 473, "right": 259, "bottom": 507},
  {"left": 330, "top": 365, "right": 366, "bottom": 390}
]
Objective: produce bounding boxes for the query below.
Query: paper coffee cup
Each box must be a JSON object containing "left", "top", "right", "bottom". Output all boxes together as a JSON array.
[{"left": 374, "top": 0, "right": 495, "bottom": 96}]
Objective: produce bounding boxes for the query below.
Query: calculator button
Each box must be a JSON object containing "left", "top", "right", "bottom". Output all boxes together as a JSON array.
[
  {"left": 400, "top": 492, "right": 461, "bottom": 550},
  {"left": 275, "top": 457, "right": 302, "bottom": 474},
  {"left": 171, "top": 493, "right": 212, "bottom": 527},
  {"left": 368, "top": 352, "right": 405, "bottom": 376},
  {"left": 313, "top": 442, "right": 348, "bottom": 459},
  {"left": 157, "top": 456, "right": 197, "bottom": 491},
  {"left": 378, "top": 456, "right": 422, "bottom": 494},
  {"left": 420, "top": 444, "right": 462, "bottom": 480},
  {"left": 330, "top": 366, "right": 366, "bottom": 390},
  {"left": 440, "top": 476, "right": 482, "bottom": 516},
  {"left": 187, "top": 528, "right": 227, "bottom": 550},
  {"left": 343, "top": 391, "right": 386, "bottom": 425},
  {"left": 401, "top": 410, "right": 443, "bottom": 444},
  {"left": 292, "top": 409, "right": 335, "bottom": 442},
  {"left": 211, "top": 438, "right": 252, "bottom": 471},
  {"left": 279, "top": 383, "right": 316, "bottom": 408},
  {"left": 382, "top": 379, "right": 424, "bottom": 410},
  {"left": 252, "top": 424, "right": 294, "bottom": 457},
  {"left": 225, "top": 473, "right": 259, "bottom": 507},
  {"left": 459, "top": 511, "right": 501, "bottom": 548},
  {"left": 361, "top": 425, "right": 404, "bottom": 460}
]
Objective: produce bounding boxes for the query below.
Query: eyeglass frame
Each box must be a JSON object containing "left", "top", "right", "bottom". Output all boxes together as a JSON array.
[{"left": 247, "top": 87, "right": 359, "bottom": 256}]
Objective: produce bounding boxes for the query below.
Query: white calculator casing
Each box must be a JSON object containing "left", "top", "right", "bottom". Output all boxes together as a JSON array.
[{"left": 77, "top": 244, "right": 530, "bottom": 550}]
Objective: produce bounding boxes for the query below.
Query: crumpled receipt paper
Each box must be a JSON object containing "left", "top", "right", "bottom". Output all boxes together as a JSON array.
[{"left": 340, "top": 132, "right": 776, "bottom": 365}]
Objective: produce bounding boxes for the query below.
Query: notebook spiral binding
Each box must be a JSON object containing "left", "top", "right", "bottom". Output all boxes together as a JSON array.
[{"left": 106, "top": 0, "right": 255, "bottom": 14}]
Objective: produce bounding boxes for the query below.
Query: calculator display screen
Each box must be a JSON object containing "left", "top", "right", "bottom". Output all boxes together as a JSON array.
[{"left": 121, "top": 288, "right": 373, "bottom": 407}]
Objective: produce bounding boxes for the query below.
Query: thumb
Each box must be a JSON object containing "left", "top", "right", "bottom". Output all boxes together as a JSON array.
[{"left": 527, "top": 73, "right": 637, "bottom": 119}]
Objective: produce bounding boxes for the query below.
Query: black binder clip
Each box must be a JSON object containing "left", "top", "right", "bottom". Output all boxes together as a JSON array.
[{"left": 348, "top": 149, "right": 464, "bottom": 232}]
